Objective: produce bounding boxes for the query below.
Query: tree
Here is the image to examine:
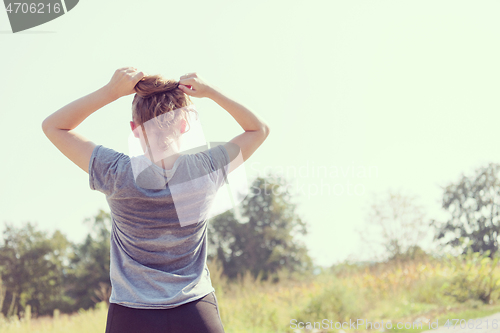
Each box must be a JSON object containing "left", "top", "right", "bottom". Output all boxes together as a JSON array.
[
  {"left": 0, "top": 210, "right": 113, "bottom": 317},
  {"left": 0, "top": 222, "right": 73, "bottom": 317},
  {"left": 207, "top": 176, "right": 313, "bottom": 280},
  {"left": 432, "top": 163, "right": 500, "bottom": 257},
  {"left": 66, "top": 209, "right": 112, "bottom": 310},
  {"left": 359, "top": 189, "right": 430, "bottom": 262}
]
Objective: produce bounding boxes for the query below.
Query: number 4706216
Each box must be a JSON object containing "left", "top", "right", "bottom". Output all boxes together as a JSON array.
[
  {"left": 5, "top": 2, "right": 62, "bottom": 14},
  {"left": 443, "top": 319, "right": 498, "bottom": 329}
]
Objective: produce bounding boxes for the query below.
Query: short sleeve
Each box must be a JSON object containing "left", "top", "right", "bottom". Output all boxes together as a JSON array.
[
  {"left": 89, "top": 145, "right": 126, "bottom": 196},
  {"left": 196, "top": 144, "right": 230, "bottom": 189}
]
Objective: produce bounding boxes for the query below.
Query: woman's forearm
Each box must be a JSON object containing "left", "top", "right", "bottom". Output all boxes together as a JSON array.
[
  {"left": 207, "top": 87, "right": 269, "bottom": 133},
  {"left": 42, "top": 85, "right": 117, "bottom": 131}
]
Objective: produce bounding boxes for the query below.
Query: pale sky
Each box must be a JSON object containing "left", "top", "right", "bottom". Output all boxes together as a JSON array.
[{"left": 1, "top": 1, "right": 499, "bottom": 267}]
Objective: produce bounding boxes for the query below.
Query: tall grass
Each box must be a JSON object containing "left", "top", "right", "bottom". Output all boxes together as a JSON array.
[
  {"left": 0, "top": 303, "right": 108, "bottom": 333},
  {"left": 1, "top": 252, "right": 500, "bottom": 333}
]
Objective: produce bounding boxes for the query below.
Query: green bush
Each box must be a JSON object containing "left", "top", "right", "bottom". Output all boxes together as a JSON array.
[
  {"left": 441, "top": 250, "right": 500, "bottom": 304},
  {"left": 411, "top": 276, "right": 450, "bottom": 305},
  {"left": 298, "top": 277, "right": 365, "bottom": 323}
]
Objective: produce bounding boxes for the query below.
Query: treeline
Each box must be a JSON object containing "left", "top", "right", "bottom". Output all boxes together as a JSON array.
[
  {"left": 361, "top": 162, "right": 500, "bottom": 262},
  {"left": 0, "top": 177, "right": 313, "bottom": 319},
  {"left": 2, "top": 160, "right": 500, "bottom": 320},
  {"left": 0, "top": 210, "right": 112, "bottom": 318}
]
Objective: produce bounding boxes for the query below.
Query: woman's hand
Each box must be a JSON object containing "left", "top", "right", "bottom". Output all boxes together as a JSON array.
[
  {"left": 178, "top": 73, "right": 216, "bottom": 98},
  {"left": 105, "top": 67, "right": 146, "bottom": 100}
]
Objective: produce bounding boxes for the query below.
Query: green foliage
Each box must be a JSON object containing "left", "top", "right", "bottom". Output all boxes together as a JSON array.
[
  {"left": 208, "top": 176, "right": 313, "bottom": 280},
  {"left": 0, "top": 222, "right": 74, "bottom": 317},
  {"left": 65, "top": 209, "right": 111, "bottom": 311},
  {"left": 0, "top": 209, "right": 112, "bottom": 318},
  {"left": 2, "top": 256, "right": 500, "bottom": 333},
  {"left": 299, "top": 277, "right": 365, "bottom": 323},
  {"left": 6, "top": 166, "right": 500, "bottom": 329},
  {"left": 390, "top": 245, "right": 430, "bottom": 263},
  {"left": 441, "top": 249, "right": 500, "bottom": 304},
  {"left": 410, "top": 275, "right": 449, "bottom": 305},
  {"left": 433, "top": 163, "right": 500, "bottom": 256}
]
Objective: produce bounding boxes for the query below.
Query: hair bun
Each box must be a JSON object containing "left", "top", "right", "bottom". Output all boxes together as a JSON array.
[
  {"left": 131, "top": 74, "right": 194, "bottom": 129},
  {"left": 134, "top": 75, "right": 179, "bottom": 98}
]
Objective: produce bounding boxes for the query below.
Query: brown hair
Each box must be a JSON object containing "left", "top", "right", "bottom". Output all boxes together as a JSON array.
[{"left": 132, "top": 74, "right": 198, "bottom": 150}]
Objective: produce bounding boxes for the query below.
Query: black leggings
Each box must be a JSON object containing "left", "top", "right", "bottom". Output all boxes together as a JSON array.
[{"left": 105, "top": 292, "right": 225, "bottom": 333}]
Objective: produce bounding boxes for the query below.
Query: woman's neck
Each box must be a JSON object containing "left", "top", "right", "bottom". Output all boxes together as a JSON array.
[{"left": 143, "top": 151, "right": 180, "bottom": 171}]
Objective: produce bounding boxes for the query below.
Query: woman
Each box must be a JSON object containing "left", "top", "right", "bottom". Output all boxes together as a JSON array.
[{"left": 41, "top": 67, "right": 270, "bottom": 333}]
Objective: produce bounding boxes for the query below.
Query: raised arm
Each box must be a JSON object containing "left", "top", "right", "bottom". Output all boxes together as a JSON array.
[
  {"left": 42, "top": 67, "right": 145, "bottom": 173},
  {"left": 178, "top": 73, "right": 270, "bottom": 174}
]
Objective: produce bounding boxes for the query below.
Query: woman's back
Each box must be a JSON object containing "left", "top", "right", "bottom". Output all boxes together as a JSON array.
[{"left": 89, "top": 143, "right": 230, "bottom": 308}]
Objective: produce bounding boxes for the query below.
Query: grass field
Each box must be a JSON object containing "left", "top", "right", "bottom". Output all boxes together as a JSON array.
[{"left": 1, "top": 253, "right": 499, "bottom": 333}]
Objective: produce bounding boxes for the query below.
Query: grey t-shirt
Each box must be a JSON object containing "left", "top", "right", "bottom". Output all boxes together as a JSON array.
[{"left": 88, "top": 144, "right": 230, "bottom": 309}]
